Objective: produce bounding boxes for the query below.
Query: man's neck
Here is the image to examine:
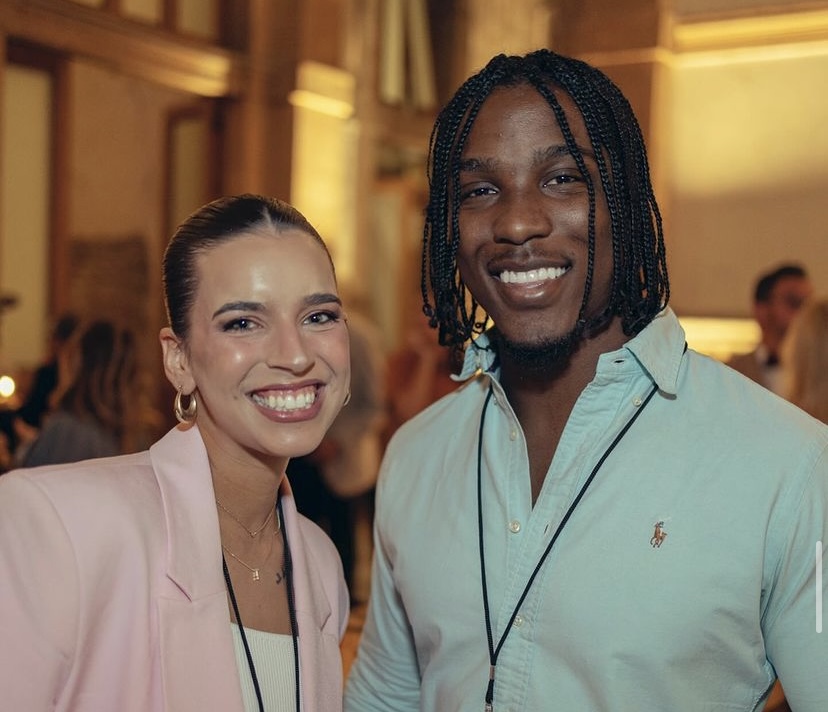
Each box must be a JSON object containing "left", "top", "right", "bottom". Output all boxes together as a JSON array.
[
  {"left": 498, "top": 316, "right": 628, "bottom": 404},
  {"left": 498, "top": 317, "right": 629, "bottom": 503}
]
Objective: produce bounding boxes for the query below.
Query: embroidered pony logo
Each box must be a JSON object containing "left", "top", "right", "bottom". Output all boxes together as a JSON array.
[{"left": 650, "top": 520, "right": 668, "bottom": 548}]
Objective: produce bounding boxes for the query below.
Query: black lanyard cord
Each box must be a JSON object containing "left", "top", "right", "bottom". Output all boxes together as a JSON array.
[
  {"left": 222, "top": 496, "right": 301, "bottom": 712},
  {"left": 477, "top": 381, "right": 659, "bottom": 710},
  {"left": 223, "top": 556, "right": 265, "bottom": 712}
]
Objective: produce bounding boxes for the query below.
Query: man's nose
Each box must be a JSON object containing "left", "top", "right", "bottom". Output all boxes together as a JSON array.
[{"left": 492, "top": 190, "right": 554, "bottom": 244}]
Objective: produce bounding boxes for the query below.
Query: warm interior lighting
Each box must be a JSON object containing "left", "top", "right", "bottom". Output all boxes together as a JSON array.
[
  {"left": 677, "top": 316, "right": 759, "bottom": 362},
  {"left": 290, "top": 62, "right": 358, "bottom": 286},
  {"left": 287, "top": 90, "right": 354, "bottom": 119},
  {"left": 0, "top": 375, "right": 16, "bottom": 399},
  {"left": 288, "top": 62, "right": 355, "bottom": 120},
  {"left": 673, "top": 9, "right": 828, "bottom": 55}
]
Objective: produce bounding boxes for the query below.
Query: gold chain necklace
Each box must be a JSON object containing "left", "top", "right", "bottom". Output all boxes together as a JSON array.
[
  {"left": 221, "top": 531, "right": 277, "bottom": 582},
  {"left": 216, "top": 499, "right": 280, "bottom": 537},
  {"left": 217, "top": 500, "right": 281, "bottom": 582}
]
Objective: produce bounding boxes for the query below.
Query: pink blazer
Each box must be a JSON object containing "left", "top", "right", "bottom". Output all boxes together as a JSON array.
[{"left": 0, "top": 424, "right": 349, "bottom": 712}]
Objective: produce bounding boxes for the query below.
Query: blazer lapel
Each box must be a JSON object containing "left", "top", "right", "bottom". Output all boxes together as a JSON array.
[
  {"left": 150, "top": 425, "right": 245, "bottom": 712},
  {"left": 280, "top": 480, "right": 344, "bottom": 712}
]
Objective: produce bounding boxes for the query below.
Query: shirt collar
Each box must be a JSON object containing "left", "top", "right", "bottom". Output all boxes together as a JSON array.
[
  {"left": 459, "top": 332, "right": 498, "bottom": 378},
  {"left": 620, "top": 307, "right": 685, "bottom": 395},
  {"left": 457, "top": 307, "right": 686, "bottom": 396}
]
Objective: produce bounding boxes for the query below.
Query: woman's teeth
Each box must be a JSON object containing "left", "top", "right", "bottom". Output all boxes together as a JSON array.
[{"left": 252, "top": 388, "right": 317, "bottom": 412}]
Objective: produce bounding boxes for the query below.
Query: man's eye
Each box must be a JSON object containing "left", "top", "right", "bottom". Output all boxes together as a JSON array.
[
  {"left": 460, "top": 185, "right": 496, "bottom": 201},
  {"left": 547, "top": 173, "right": 580, "bottom": 185}
]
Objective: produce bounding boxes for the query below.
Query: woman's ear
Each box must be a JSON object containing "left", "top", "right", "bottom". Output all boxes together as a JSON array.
[{"left": 159, "top": 327, "right": 195, "bottom": 393}]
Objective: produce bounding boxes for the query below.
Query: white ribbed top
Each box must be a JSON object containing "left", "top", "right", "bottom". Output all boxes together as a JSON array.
[{"left": 230, "top": 624, "right": 298, "bottom": 712}]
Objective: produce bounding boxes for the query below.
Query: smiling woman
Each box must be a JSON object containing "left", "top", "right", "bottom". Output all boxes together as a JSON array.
[{"left": 0, "top": 194, "right": 351, "bottom": 712}]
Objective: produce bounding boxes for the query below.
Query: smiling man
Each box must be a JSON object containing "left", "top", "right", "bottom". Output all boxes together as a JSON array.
[{"left": 345, "top": 50, "right": 828, "bottom": 712}]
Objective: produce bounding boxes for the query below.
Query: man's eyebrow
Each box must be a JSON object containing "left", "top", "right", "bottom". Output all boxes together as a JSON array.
[
  {"left": 458, "top": 144, "right": 596, "bottom": 173},
  {"left": 211, "top": 293, "right": 342, "bottom": 319},
  {"left": 535, "top": 144, "right": 596, "bottom": 162},
  {"left": 457, "top": 157, "right": 496, "bottom": 173}
]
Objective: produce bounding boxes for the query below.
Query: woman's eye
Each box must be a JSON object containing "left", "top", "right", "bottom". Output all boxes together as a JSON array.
[
  {"left": 305, "top": 310, "right": 342, "bottom": 327},
  {"left": 222, "top": 317, "right": 256, "bottom": 332}
]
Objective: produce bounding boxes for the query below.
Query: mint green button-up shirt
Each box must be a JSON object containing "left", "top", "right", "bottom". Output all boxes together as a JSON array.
[{"left": 346, "top": 308, "right": 828, "bottom": 711}]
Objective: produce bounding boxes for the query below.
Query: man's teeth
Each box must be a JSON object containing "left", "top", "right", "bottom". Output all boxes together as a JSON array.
[
  {"left": 252, "top": 388, "right": 317, "bottom": 412},
  {"left": 499, "top": 266, "right": 568, "bottom": 284}
]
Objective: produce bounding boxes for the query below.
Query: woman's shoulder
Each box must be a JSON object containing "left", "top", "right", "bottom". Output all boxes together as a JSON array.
[{"left": 1, "top": 449, "right": 157, "bottom": 525}]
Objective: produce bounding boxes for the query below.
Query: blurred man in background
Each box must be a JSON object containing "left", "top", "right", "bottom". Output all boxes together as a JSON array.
[{"left": 727, "top": 264, "right": 812, "bottom": 394}]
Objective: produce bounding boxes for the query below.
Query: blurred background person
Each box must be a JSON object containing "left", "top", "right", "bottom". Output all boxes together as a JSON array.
[
  {"left": 383, "top": 304, "right": 456, "bottom": 448},
  {"left": 0, "top": 312, "right": 78, "bottom": 463},
  {"left": 16, "top": 319, "right": 140, "bottom": 467},
  {"left": 15, "top": 312, "right": 79, "bottom": 432},
  {"left": 782, "top": 297, "right": 828, "bottom": 423},
  {"left": 764, "top": 296, "right": 828, "bottom": 712},
  {"left": 727, "top": 264, "right": 812, "bottom": 394}
]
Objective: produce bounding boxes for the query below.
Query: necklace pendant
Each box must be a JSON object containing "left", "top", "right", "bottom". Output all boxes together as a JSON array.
[{"left": 252, "top": 569, "right": 260, "bottom": 581}]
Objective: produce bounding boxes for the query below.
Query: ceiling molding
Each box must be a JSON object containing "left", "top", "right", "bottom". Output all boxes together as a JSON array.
[
  {"left": 0, "top": 0, "right": 243, "bottom": 97},
  {"left": 671, "top": 7, "right": 828, "bottom": 53}
]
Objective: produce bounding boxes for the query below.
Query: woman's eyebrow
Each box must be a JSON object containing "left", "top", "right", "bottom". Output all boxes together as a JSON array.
[
  {"left": 304, "top": 293, "right": 342, "bottom": 308},
  {"left": 212, "top": 301, "right": 264, "bottom": 319},
  {"left": 211, "top": 293, "right": 342, "bottom": 320}
]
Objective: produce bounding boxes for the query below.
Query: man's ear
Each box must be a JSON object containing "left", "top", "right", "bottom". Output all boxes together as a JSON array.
[{"left": 159, "top": 327, "right": 195, "bottom": 393}]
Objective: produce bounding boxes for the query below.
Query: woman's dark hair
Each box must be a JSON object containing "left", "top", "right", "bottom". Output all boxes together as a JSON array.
[
  {"left": 163, "top": 194, "right": 333, "bottom": 340},
  {"left": 422, "top": 49, "right": 669, "bottom": 355},
  {"left": 56, "top": 320, "right": 137, "bottom": 444}
]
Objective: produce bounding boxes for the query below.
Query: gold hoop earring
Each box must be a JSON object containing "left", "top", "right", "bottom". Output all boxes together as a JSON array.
[
  {"left": 343, "top": 390, "right": 351, "bottom": 406},
  {"left": 174, "top": 388, "right": 197, "bottom": 423}
]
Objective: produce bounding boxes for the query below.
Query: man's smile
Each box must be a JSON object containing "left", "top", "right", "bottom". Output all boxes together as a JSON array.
[{"left": 497, "top": 265, "right": 570, "bottom": 284}]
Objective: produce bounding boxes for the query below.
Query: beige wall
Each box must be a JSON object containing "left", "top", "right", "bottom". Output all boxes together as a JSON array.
[
  {"left": 665, "top": 46, "right": 828, "bottom": 317},
  {"left": 67, "top": 59, "right": 198, "bottom": 375},
  {"left": 1, "top": 65, "right": 51, "bottom": 371}
]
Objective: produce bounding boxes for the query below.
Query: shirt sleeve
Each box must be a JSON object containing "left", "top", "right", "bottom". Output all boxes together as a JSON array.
[
  {"left": 344, "top": 472, "right": 421, "bottom": 711},
  {"left": 0, "top": 473, "right": 79, "bottom": 710},
  {"left": 762, "top": 440, "right": 828, "bottom": 711}
]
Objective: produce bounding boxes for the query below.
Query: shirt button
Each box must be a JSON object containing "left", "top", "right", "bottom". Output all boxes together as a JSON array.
[
  {"left": 509, "top": 429, "right": 518, "bottom": 441},
  {"left": 633, "top": 396, "right": 643, "bottom": 407},
  {"left": 513, "top": 615, "right": 524, "bottom": 628},
  {"left": 509, "top": 520, "right": 521, "bottom": 533}
]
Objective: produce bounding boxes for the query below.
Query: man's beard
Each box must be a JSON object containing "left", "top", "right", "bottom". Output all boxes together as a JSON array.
[{"left": 494, "top": 327, "right": 581, "bottom": 374}]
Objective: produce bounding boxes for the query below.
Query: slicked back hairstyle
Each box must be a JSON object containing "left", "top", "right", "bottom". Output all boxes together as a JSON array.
[
  {"left": 162, "top": 193, "right": 334, "bottom": 340},
  {"left": 422, "top": 49, "right": 669, "bottom": 355}
]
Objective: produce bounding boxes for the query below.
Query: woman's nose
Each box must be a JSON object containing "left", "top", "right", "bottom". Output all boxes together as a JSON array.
[{"left": 265, "top": 327, "right": 313, "bottom": 373}]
